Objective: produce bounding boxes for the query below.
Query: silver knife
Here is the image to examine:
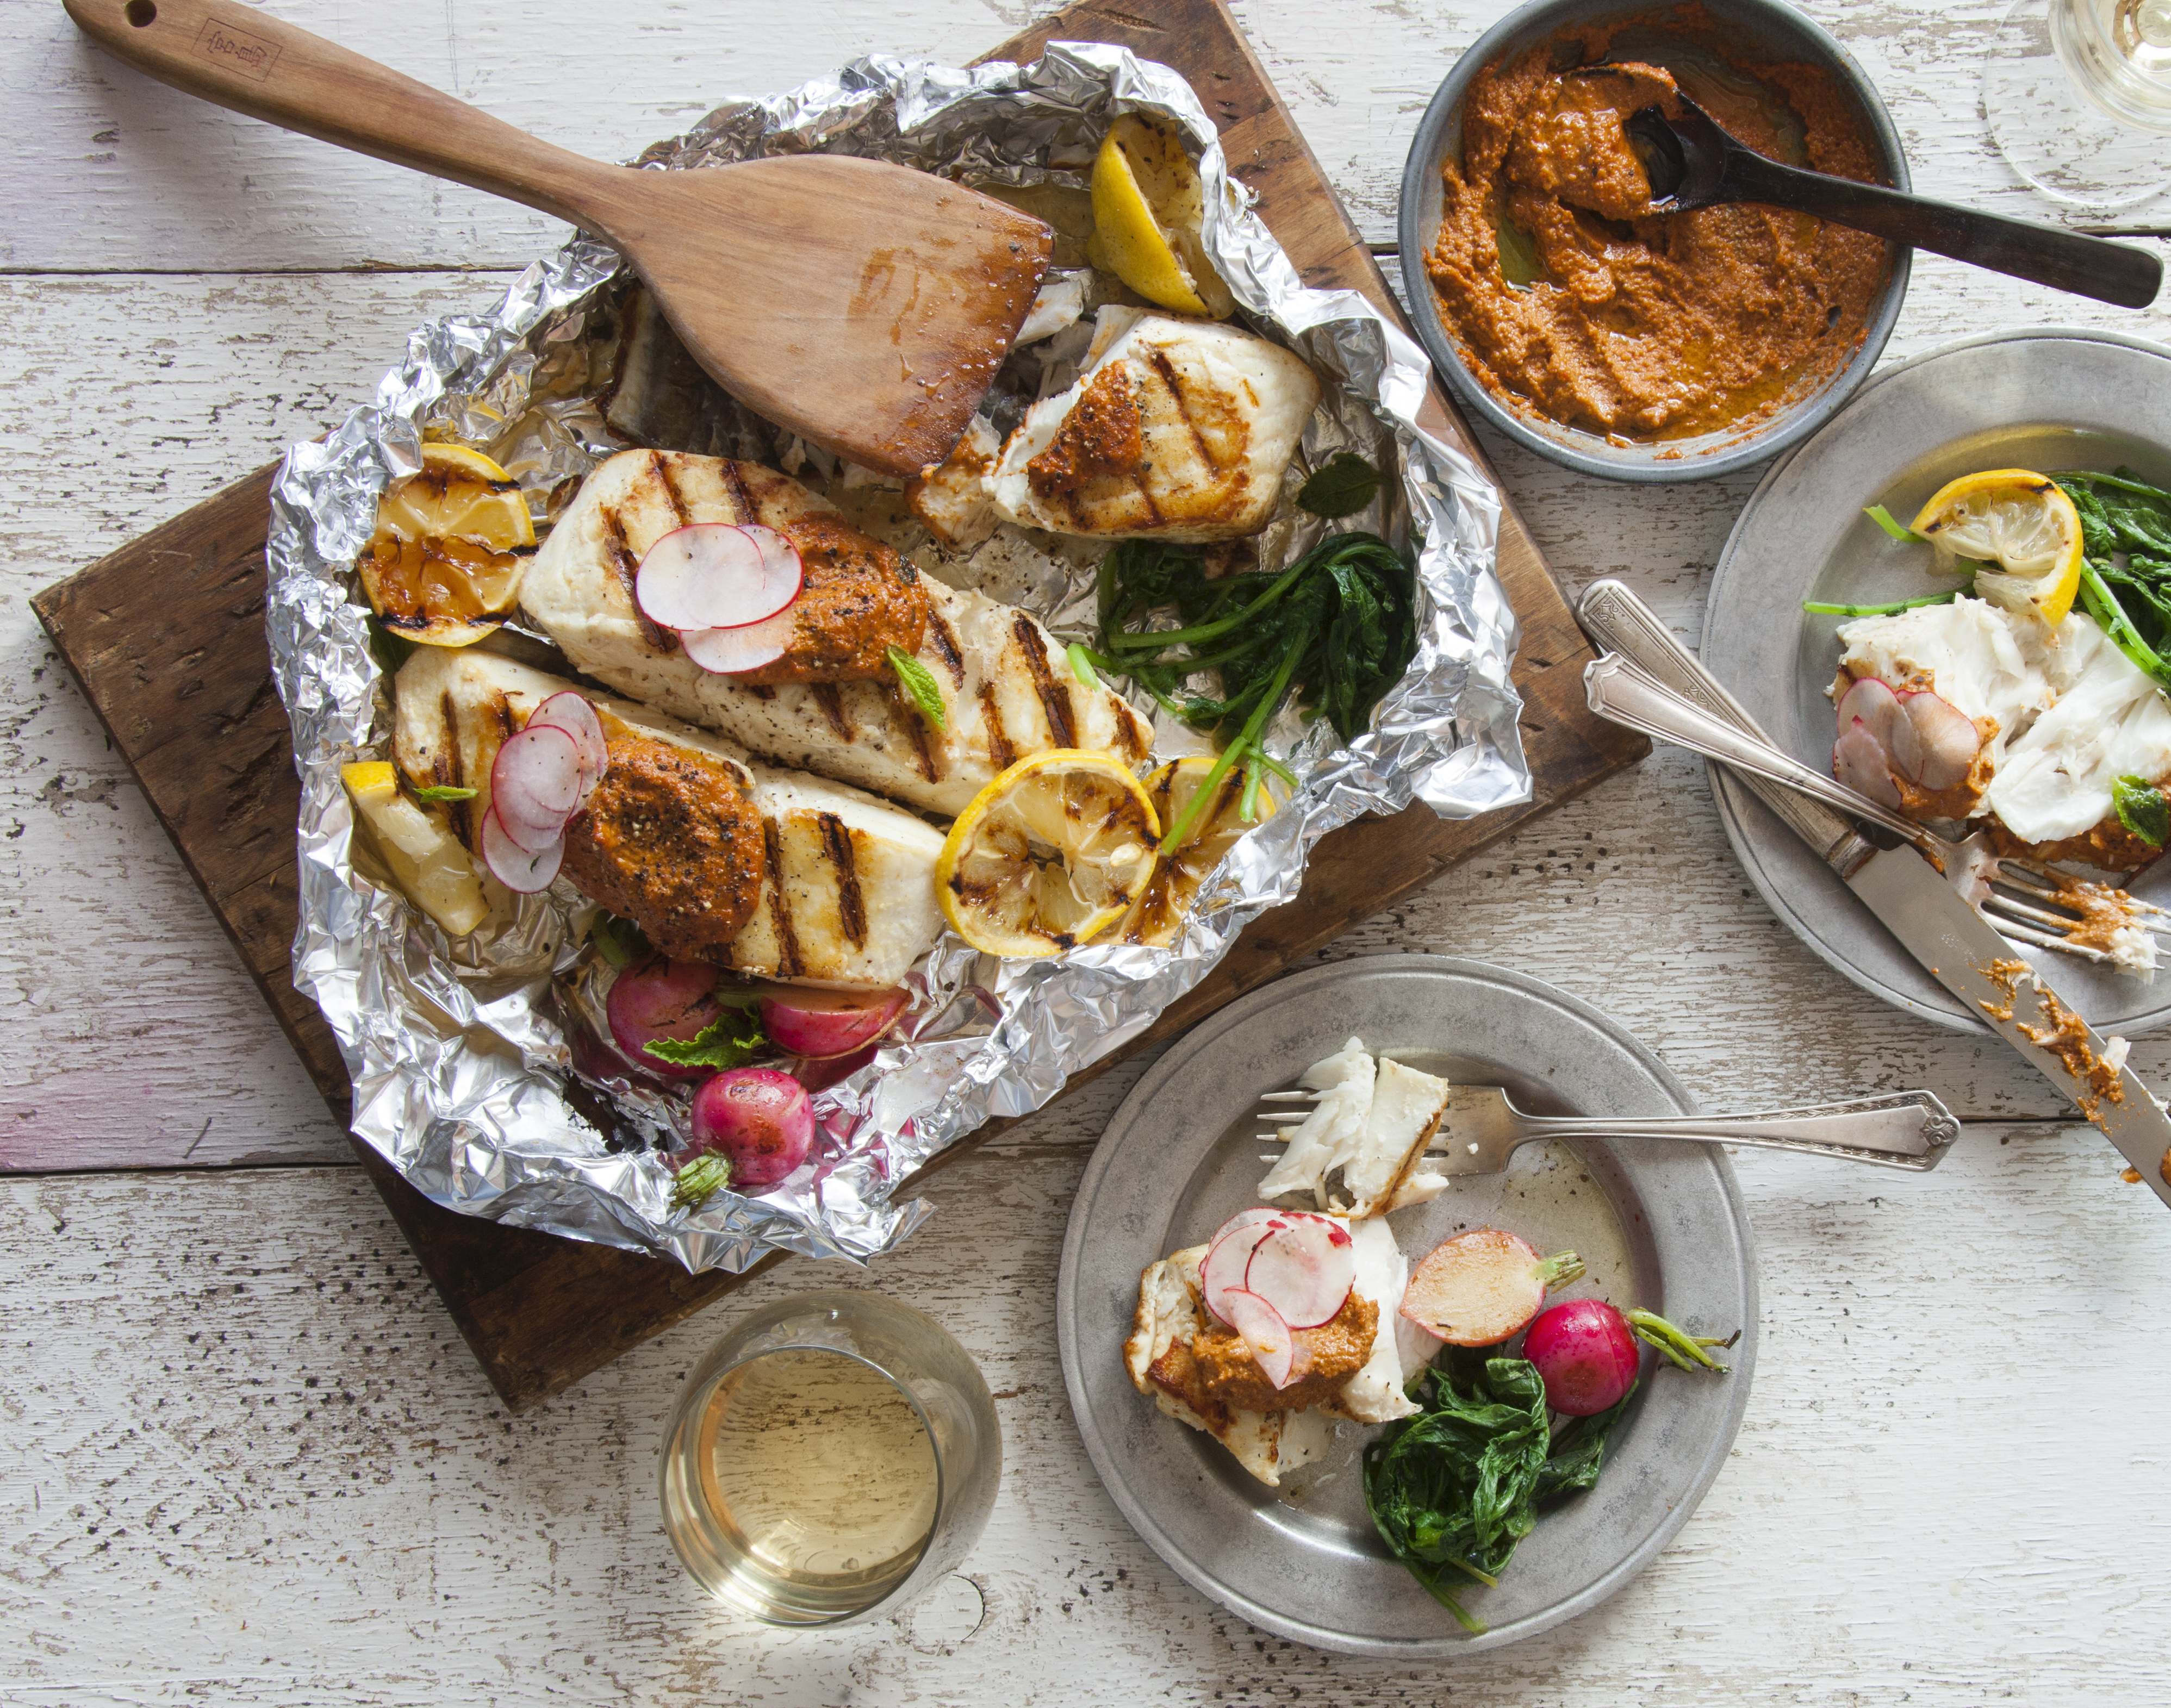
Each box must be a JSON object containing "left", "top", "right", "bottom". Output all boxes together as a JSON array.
[{"left": 1577, "top": 577, "right": 2171, "bottom": 1210}]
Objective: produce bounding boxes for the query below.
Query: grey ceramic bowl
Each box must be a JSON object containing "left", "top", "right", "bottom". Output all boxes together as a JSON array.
[{"left": 1396, "top": 0, "right": 1913, "bottom": 483}]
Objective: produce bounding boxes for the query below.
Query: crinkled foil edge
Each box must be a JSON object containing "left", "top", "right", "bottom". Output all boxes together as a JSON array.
[{"left": 266, "top": 43, "right": 1528, "bottom": 1275}]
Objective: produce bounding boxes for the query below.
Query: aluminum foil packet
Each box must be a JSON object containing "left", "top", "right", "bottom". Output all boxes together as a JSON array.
[{"left": 266, "top": 43, "right": 1529, "bottom": 1275}]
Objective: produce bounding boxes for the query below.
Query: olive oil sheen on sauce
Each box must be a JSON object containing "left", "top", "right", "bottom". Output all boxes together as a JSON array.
[{"left": 662, "top": 1347, "right": 940, "bottom": 1622}]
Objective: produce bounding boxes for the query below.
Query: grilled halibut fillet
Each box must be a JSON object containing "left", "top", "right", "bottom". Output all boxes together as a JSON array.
[
  {"left": 1123, "top": 1245, "right": 1332, "bottom": 1488},
  {"left": 391, "top": 648, "right": 944, "bottom": 988},
  {"left": 524, "top": 449, "right": 1153, "bottom": 817},
  {"left": 521, "top": 446, "right": 926, "bottom": 687},
  {"left": 1121, "top": 1220, "right": 1422, "bottom": 1489},
  {"left": 987, "top": 308, "right": 1321, "bottom": 542}
]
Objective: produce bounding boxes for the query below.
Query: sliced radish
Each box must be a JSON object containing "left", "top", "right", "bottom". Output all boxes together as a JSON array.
[
  {"left": 1399, "top": 1227, "right": 1584, "bottom": 1347},
  {"left": 681, "top": 608, "right": 796, "bottom": 675},
  {"left": 1220, "top": 1288, "right": 1305, "bottom": 1391},
  {"left": 636, "top": 523, "right": 802, "bottom": 633},
  {"left": 757, "top": 984, "right": 909, "bottom": 1059},
  {"left": 739, "top": 526, "right": 803, "bottom": 601},
  {"left": 1835, "top": 676, "right": 1921, "bottom": 781},
  {"left": 526, "top": 691, "right": 606, "bottom": 800},
  {"left": 1833, "top": 722, "right": 1904, "bottom": 809},
  {"left": 480, "top": 805, "right": 563, "bottom": 893},
  {"left": 1202, "top": 1217, "right": 1284, "bottom": 1327},
  {"left": 795, "top": 1042, "right": 879, "bottom": 1094},
  {"left": 1900, "top": 691, "right": 1978, "bottom": 791},
  {"left": 491, "top": 723, "right": 584, "bottom": 853},
  {"left": 1208, "top": 1206, "right": 1285, "bottom": 1245},
  {"left": 1244, "top": 1215, "right": 1357, "bottom": 1330}
]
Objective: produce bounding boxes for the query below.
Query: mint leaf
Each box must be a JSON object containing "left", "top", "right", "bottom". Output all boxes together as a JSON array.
[
  {"left": 1864, "top": 504, "right": 1929, "bottom": 545},
  {"left": 644, "top": 1011, "right": 766, "bottom": 1069},
  {"left": 590, "top": 912, "right": 652, "bottom": 969},
  {"left": 410, "top": 784, "right": 478, "bottom": 804},
  {"left": 887, "top": 645, "right": 947, "bottom": 730},
  {"left": 2114, "top": 774, "right": 2168, "bottom": 847},
  {"left": 670, "top": 1152, "right": 731, "bottom": 1212},
  {"left": 1297, "top": 453, "right": 1381, "bottom": 520}
]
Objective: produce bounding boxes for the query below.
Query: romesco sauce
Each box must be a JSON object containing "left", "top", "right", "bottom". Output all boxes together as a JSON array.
[{"left": 1426, "top": 13, "right": 1892, "bottom": 442}]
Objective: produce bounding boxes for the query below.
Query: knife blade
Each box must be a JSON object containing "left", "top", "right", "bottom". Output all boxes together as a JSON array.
[
  {"left": 1577, "top": 578, "right": 2171, "bottom": 1208},
  {"left": 1844, "top": 841, "right": 2171, "bottom": 1207}
]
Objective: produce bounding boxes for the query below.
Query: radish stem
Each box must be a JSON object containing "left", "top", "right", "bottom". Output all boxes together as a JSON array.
[
  {"left": 1538, "top": 1251, "right": 1585, "bottom": 1288},
  {"left": 1626, "top": 1307, "right": 1732, "bottom": 1374}
]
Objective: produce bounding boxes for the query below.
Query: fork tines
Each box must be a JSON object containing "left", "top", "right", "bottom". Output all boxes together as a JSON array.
[{"left": 1979, "top": 859, "right": 2171, "bottom": 968}]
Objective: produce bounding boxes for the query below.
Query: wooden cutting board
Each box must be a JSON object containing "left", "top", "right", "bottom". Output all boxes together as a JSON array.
[{"left": 28, "top": 0, "right": 1645, "bottom": 1411}]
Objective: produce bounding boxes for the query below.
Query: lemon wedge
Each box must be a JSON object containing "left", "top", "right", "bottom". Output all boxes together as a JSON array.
[
  {"left": 1119, "top": 756, "right": 1276, "bottom": 946},
  {"left": 936, "top": 750, "right": 1161, "bottom": 957},
  {"left": 341, "top": 760, "right": 492, "bottom": 936},
  {"left": 1911, "top": 468, "right": 2085, "bottom": 626},
  {"left": 1088, "top": 115, "right": 1235, "bottom": 319},
  {"left": 359, "top": 442, "right": 536, "bottom": 647}
]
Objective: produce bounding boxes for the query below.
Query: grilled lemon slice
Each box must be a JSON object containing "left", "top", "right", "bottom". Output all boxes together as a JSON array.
[
  {"left": 1120, "top": 756, "right": 1277, "bottom": 946},
  {"left": 937, "top": 750, "right": 1160, "bottom": 957},
  {"left": 341, "top": 760, "right": 491, "bottom": 936},
  {"left": 1911, "top": 468, "right": 2084, "bottom": 626},
  {"left": 1087, "top": 115, "right": 1236, "bottom": 319},
  {"left": 359, "top": 442, "right": 536, "bottom": 647}
]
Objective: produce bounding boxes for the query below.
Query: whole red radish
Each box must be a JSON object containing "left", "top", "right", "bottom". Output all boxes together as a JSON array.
[
  {"left": 1523, "top": 1298, "right": 1641, "bottom": 1416},
  {"left": 1399, "top": 1227, "right": 1583, "bottom": 1347},
  {"left": 690, "top": 1067, "right": 814, "bottom": 1190},
  {"left": 606, "top": 958, "right": 731, "bottom": 1081},
  {"left": 1526, "top": 1298, "right": 1733, "bottom": 1413}
]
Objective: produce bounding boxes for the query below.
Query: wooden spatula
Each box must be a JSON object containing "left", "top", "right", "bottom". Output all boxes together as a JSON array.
[{"left": 65, "top": 0, "right": 1054, "bottom": 476}]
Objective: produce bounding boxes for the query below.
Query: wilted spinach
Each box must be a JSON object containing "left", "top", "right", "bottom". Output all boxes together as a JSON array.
[
  {"left": 1363, "top": 1353, "right": 1633, "bottom": 1634},
  {"left": 2058, "top": 470, "right": 2171, "bottom": 694},
  {"left": 1085, "top": 532, "right": 1419, "bottom": 847}
]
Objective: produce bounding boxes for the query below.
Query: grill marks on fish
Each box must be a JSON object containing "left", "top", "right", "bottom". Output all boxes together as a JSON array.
[
  {"left": 649, "top": 450, "right": 694, "bottom": 528},
  {"left": 887, "top": 678, "right": 940, "bottom": 782},
  {"left": 979, "top": 682, "right": 1017, "bottom": 771},
  {"left": 600, "top": 503, "right": 679, "bottom": 653},
  {"left": 812, "top": 683, "right": 854, "bottom": 744},
  {"left": 926, "top": 609, "right": 967, "bottom": 688},
  {"left": 436, "top": 687, "right": 473, "bottom": 845},
  {"left": 818, "top": 812, "right": 868, "bottom": 949},
  {"left": 719, "top": 457, "right": 759, "bottom": 520},
  {"left": 1148, "top": 348, "right": 1245, "bottom": 521},
  {"left": 757, "top": 818, "right": 804, "bottom": 980},
  {"left": 1012, "top": 613, "right": 1079, "bottom": 749}
]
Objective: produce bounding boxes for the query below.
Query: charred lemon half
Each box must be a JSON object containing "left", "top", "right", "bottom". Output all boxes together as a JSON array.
[
  {"left": 359, "top": 442, "right": 535, "bottom": 647},
  {"left": 937, "top": 750, "right": 1160, "bottom": 957},
  {"left": 1911, "top": 468, "right": 2083, "bottom": 627},
  {"left": 1120, "top": 755, "right": 1277, "bottom": 947},
  {"left": 1088, "top": 114, "right": 1235, "bottom": 320}
]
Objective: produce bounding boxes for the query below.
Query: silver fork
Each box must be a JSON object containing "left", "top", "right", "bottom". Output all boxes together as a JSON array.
[
  {"left": 1584, "top": 651, "right": 2171, "bottom": 971},
  {"left": 1257, "top": 1084, "right": 1960, "bottom": 1173}
]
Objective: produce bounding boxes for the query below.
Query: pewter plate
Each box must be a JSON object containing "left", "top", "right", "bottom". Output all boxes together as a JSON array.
[
  {"left": 1054, "top": 956, "right": 1757, "bottom": 1656},
  {"left": 1702, "top": 328, "right": 2171, "bottom": 1034}
]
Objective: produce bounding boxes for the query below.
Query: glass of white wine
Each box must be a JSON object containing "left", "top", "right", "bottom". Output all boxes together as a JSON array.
[
  {"left": 658, "top": 1291, "right": 1002, "bottom": 1626},
  {"left": 1986, "top": 0, "right": 2171, "bottom": 211}
]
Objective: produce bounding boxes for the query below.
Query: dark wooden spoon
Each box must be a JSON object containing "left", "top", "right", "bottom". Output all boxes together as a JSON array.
[
  {"left": 1622, "top": 94, "right": 2162, "bottom": 310},
  {"left": 65, "top": 0, "right": 1054, "bottom": 476}
]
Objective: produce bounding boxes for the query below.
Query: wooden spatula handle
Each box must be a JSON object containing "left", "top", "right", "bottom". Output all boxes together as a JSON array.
[{"left": 64, "top": 0, "right": 618, "bottom": 228}]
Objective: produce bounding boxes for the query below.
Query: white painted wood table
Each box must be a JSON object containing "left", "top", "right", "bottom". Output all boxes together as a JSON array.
[{"left": 5, "top": 0, "right": 2169, "bottom": 1700}]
